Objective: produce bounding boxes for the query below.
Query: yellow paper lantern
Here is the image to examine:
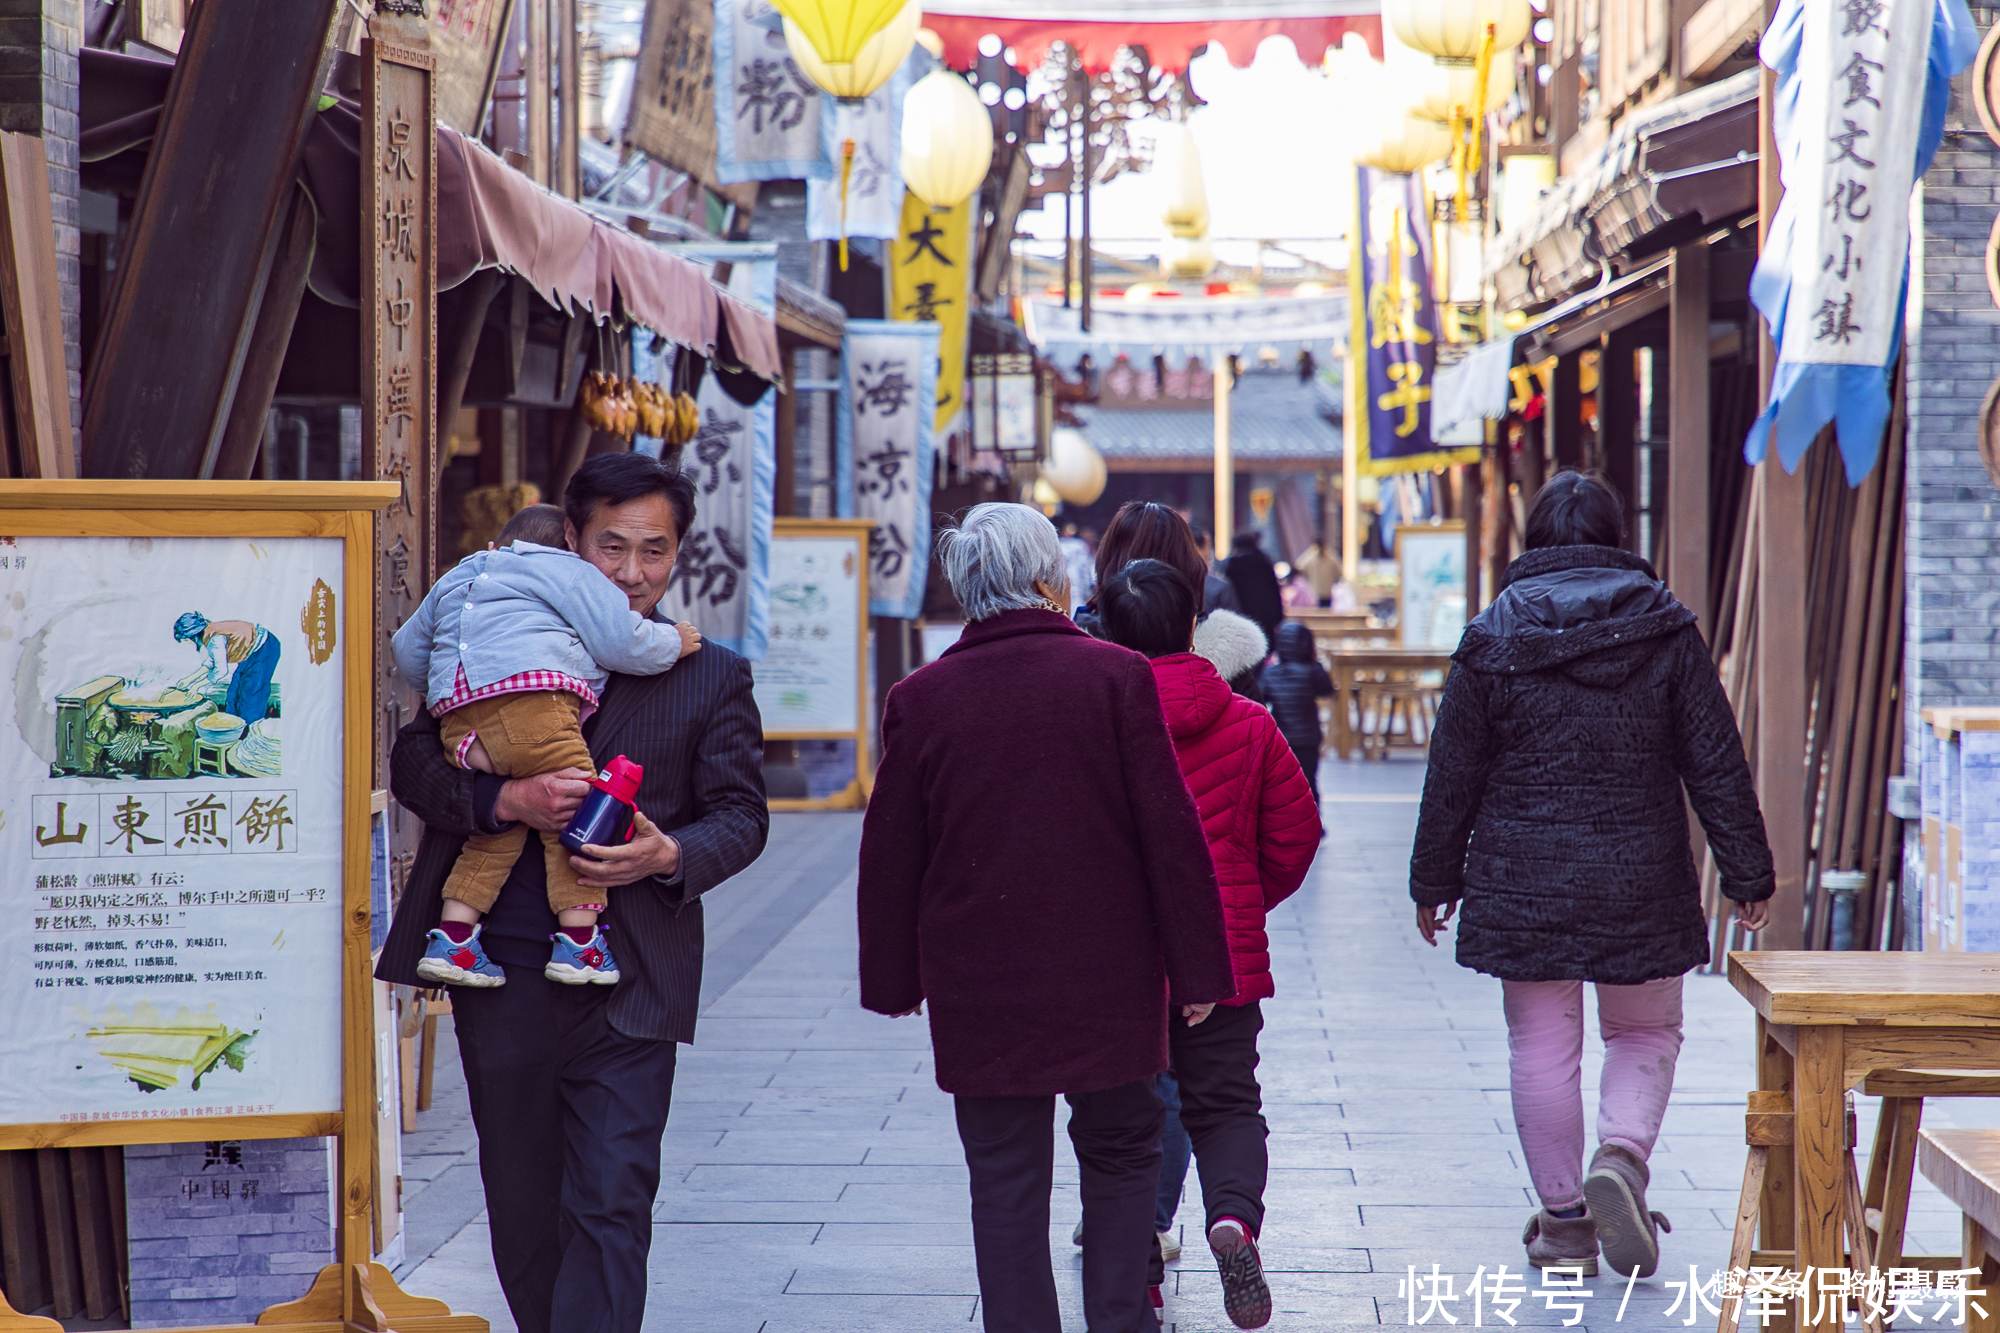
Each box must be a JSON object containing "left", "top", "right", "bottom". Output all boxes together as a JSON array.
[
  {"left": 1354, "top": 112, "right": 1452, "bottom": 175},
  {"left": 769, "top": 0, "right": 912, "bottom": 68},
  {"left": 1383, "top": 0, "right": 1531, "bottom": 66},
  {"left": 783, "top": 0, "right": 919, "bottom": 101},
  {"left": 1043, "top": 428, "right": 1107, "bottom": 506},
  {"left": 901, "top": 69, "right": 994, "bottom": 208}
]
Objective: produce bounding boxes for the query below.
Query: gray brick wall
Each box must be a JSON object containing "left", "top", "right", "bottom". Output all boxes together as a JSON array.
[
  {"left": 1905, "top": 7, "right": 2000, "bottom": 774},
  {"left": 123, "top": 1137, "right": 334, "bottom": 1327},
  {"left": 0, "top": 0, "right": 81, "bottom": 462}
]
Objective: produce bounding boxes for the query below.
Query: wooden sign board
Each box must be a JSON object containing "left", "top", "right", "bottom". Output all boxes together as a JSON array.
[
  {"left": 428, "top": 0, "right": 516, "bottom": 136},
  {"left": 626, "top": 0, "right": 758, "bottom": 210},
  {"left": 753, "top": 519, "right": 874, "bottom": 811},
  {"left": 0, "top": 480, "right": 485, "bottom": 1330},
  {"left": 363, "top": 25, "right": 439, "bottom": 932}
]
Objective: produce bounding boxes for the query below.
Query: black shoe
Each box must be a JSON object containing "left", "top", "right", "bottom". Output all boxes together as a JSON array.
[{"left": 1209, "top": 1220, "right": 1272, "bottom": 1329}]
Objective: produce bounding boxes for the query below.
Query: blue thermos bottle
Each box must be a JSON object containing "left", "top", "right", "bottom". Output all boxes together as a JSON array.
[{"left": 560, "top": 755, "right": 644, "bottom": 853}]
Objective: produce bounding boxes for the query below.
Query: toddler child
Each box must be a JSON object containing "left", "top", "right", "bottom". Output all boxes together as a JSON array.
[{"left": 390, "top": 504, "right": 700, "bottom": 989}]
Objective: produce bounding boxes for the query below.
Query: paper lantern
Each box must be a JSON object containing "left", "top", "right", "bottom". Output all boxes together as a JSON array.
[
  {"left": 784, "top": 0, "right": 919, "bottom": 101},
  {"left": 1390, "top": 22, "right": 1516, "bottom": 121},
  {"left": 769, "top": 0, "right": 912, "bottom": 68},
  {"left": 1383, "top": 0, "right": 1531, "bottom": 66},
  {"left": 1042, "top": 427, "right": 1107, "bottom": 506},
  {"left": 1161, "top": 236, "right": 1216, "bottom": 280},
  {"left": 1156, "top": 121, "right": 1210, "bottom": 239},
  {"left": 1354, "top": 112, "right": 1452, "bottom": 175},
  {"left": 901, "top": 69, "right": 995, "bottom": 208}
]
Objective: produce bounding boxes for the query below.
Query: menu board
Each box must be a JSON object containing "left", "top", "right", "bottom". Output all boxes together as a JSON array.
[
  {"left": 752, "top": 527, "right": 863, "bottom": 736},
  {"left": 0, "top": 534, "right": 346, "bottom": 1128}
]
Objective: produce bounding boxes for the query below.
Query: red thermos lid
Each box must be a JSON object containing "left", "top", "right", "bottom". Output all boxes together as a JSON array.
[{"left": 591, "top": 755, "right": 644, "bottom": 807}]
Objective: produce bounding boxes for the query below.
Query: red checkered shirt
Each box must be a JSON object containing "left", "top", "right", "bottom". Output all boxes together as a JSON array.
[{"left": 433, "top": 666, "right": 599, "bottom": 767}]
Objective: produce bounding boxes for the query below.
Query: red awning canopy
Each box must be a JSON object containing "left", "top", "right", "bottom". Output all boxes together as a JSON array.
[{"left": 921, "top": 1, "right": 1382, "bottom": 75}]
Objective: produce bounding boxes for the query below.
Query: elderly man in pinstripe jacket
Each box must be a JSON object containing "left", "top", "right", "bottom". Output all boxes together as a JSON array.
[{"left": 377, "top": 453, "right": 769, "bottom": 1333}]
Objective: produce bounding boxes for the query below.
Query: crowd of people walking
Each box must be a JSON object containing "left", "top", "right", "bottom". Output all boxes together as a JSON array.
[{"left": 858, "top": 473, "right": 1776, "bottom": 1332}]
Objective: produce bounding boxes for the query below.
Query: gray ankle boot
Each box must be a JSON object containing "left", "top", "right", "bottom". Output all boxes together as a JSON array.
[
  {"left": 1583, "top": 1143, "right": 1672, "bottom": 1278},
  {"left": 1522, "top": 1208, "right": 1598, "bottom": 1276}
]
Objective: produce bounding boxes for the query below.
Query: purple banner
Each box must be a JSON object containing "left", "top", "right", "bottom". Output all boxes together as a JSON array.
[{"left": 1354, "top": 167, "right": 1441, "bottom": 474}]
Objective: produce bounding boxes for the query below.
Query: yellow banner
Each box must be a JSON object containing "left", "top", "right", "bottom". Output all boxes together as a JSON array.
[{"left": 890, "top": 191, "right": 971, "bottom": 436}]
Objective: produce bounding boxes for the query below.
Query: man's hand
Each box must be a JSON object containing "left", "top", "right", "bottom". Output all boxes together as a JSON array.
[
  {"left": 571, "top": 809, "right": 681, "bottom": 891},
  {"left": 1182, "top": 1003, "right": 1215, "bottom": 1026},
  {"left": 889, "top": 1002, "right": 924, "bottom": 1019},
  {"left": 495, "top": 768, "right": 594, "bottom": 833},
  {"left": 1735, "top": 898, "right": 1770, "bottom": 931},
  {"left": 1416, "top": 899, "right": 1460, "bottom": 947}
]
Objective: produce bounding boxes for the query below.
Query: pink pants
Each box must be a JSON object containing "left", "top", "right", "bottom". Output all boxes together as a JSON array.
[{"left": 1502, "top": 976, "right": 1684, "bottom": 1210}]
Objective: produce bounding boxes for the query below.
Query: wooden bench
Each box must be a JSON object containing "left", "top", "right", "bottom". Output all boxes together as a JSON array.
[{"left": 1917, "top": 1128, "right": 2000, "bottom": 1333}]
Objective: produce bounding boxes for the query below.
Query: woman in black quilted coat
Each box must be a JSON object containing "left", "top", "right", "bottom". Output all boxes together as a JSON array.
[{"left": 1407, "top": 471, "right": 1773, "bottom": 1284}]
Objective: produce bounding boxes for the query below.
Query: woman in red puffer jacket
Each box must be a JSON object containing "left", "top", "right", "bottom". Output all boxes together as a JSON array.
[{"left": 1099, "top": 558, "right": 1322, "bottom": 1330}]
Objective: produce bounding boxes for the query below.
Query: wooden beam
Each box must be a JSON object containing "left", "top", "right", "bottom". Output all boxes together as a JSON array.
[
  {"left": 526, "top": 0, "right": 551, "bottom": 188},
  {"left": 212, "top": 186, "right": 318, "bottom": 480},
  {"left": 81, "top": 0, "right": 339, "bottom": 479},
  {"left": 774, "top": 346, "right": 797, "bottom": 518},
  {"left": 435, "top": 270, "right": 503, "bottom": 489},
  {"left": 1668, "top": 241, "right": 1711, "bottom": 637},
  {"left": 1600, "top": 330, "right": 1638, "bottom": 543},
  {"left": 0, "top": 133, "right": 73, "bottom": 477}
]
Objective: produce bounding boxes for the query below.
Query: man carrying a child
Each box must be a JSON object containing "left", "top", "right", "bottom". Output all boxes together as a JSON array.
[{"left": 376, "top": 453, "right": 770, "bottom": 1333}]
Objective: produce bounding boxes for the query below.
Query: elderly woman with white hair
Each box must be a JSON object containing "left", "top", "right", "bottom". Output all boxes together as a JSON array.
[{"left": 859, "top": 503, "right": 1235, "bottom": 1333}]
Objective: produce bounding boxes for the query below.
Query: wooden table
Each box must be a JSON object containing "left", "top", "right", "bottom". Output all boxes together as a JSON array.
[
  {"left": 1729, "top": 952, "right": 2000, "bottom": 1330},
  {"left": 1324, "top": 645, "right": 1452, "bottom": 760}
]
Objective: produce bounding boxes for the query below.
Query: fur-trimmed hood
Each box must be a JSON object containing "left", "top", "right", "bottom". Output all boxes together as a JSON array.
[{"left": 1193, "top": 609, "right": 1268, "bottom": 681}]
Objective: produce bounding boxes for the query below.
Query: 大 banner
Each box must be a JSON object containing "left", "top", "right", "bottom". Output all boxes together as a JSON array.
[
  {"left": 838, "top": 320, "right": 940, "bottom": 620},
  {"left": 889, "top": 192, "right": 973, "bottom": 440},
  {"left": 1350, "top": 166, "right": 1474, "bottom": 477}
]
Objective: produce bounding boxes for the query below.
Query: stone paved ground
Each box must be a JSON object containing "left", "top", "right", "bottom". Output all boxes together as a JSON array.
[{"left": 395, "top": 758, "right": 2000, "bottom": 1331}]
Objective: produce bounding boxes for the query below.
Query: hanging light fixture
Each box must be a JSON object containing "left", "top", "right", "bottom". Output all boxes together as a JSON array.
[
  {"left": 1155, "top": 120, "right": 1216, "bottom": 280},
  {"left": 1398, "top": 34, "right": 1515, "bottom": 122},
  {"left": 901, "top": 68, "right": 994, "bottom": 209},
  {"left": 1354, "top": 111, "right": 1453, "bottom": 176},
  {"left": 769, "top": 0, "right": 913, "bottom": 68},
  {"left": 783, "top": 0, "right": 919, "bottom": 100},
  {"left": 1042, "top": 427, "right": 1107, "bottom": 506},
  {"left": 1382, "top": 0, "right": 1530, "bottom": 66}
]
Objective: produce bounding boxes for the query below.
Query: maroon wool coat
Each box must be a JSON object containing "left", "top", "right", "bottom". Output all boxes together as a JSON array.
[{"left": 858, "top": 608, "right": 1236, "bottom": 1098}]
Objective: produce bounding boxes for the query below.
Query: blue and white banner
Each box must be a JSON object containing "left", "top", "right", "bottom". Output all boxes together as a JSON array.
[
  {"left": 640, "top": 245, "right": 778, "bottom": 660},
  {"left": 806, "top": 52, "right": 926, "bottom": 242},
  {"left": 713, "top": 0, "right": 834, "bottom": 184},
  {"left": 838, "top": 320, "right": 939, "bottom": 620},
  {"left": 1745, "top": 0, "right": 1976, "bottom": 482}
]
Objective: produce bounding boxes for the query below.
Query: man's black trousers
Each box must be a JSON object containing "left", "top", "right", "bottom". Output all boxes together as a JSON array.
[
  {"left": 955, "top": 1079, "right": 1164, "bottom": 1333},
  {"left": 453, "top": 965, "right": 679, "bottom": 1333}
]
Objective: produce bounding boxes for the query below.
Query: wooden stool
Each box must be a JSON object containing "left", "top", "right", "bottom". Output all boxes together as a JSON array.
[
  {"left": 395, "top": 988, "right": 454, "bottom": 1132},
  {"left": 1916, "top": 1127, "right": 2000, "bottom": 1333},
  {"left": 1858, "top": 1070, "right": 2000, "bottom": 1273}
]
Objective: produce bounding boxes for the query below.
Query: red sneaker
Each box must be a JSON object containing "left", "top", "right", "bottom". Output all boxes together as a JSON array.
[{"left": 1209, "top": 1218, "right": 1272, "bottom": 1329}]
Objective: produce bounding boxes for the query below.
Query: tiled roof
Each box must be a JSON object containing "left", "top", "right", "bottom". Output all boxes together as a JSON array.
[{"left": 1074, "top": 370, "right": 1343, "bottom": 463}]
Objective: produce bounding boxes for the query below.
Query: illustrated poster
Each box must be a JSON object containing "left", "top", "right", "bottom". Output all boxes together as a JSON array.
[
  {"left": 752, "top": 534, "right": 861, "bottom": 735},
  {"left": 0, "top": 536, "right": 345, "bottom": 1126}
]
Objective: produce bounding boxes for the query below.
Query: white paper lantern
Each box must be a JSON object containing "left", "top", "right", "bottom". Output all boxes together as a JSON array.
[
  {"left": 901, "top": 69, "right": 995, "bottom": 208},
  {"left": 1042, "top": 428, "right": 1107, "bottom": 506},
  {"left": 1384, "top": 0, "right": 1532, "bottom": 66},
  {"left": 1355, "top": 111, "right": 1453, "bottom": 175}
]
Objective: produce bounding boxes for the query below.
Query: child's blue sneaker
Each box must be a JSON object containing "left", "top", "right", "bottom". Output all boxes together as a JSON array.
[
  {"left": 547, "top": 927, "right": 620, "bottom": 985},
  {"left": 415, "top": 925, "right": 506, "bottom": 988}
]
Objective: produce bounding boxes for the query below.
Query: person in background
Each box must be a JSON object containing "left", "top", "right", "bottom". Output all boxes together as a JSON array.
[
  {"left": 1408, "top": 470, "right": 1774, "bottom": 1281},
  {"left": 1061, "top": 523, "right": 1097, "bottom": 616},
  {"left": 1098, "top": 558, "right": 1321, "bottom": 1329},
  {"left": 1278, "top": 567, "right": 1317, "bottom": 611},
  {"left": 1223, "top": 531, "right": 1285, "bottom": 653},
  {"left": 1294, "top": 542, "right": 1343, "bottom": 606},
  {"left": 1260, "top": 622, "right": 1334, "bottom": 808},
  {"left": 859, "top": 504, "right": 1234, "bottom": 1333},
  {"left": 1191, "top": 525, "right": 1241, "bottom": 617},
  {"left": 1078, "top": 503, "right": 1266, "bottom": 703}
]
